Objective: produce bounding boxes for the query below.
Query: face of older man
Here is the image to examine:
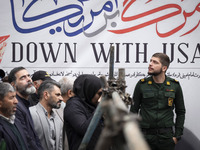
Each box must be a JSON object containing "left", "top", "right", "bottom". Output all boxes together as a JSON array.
[
  {"left": 13, "top": 69, "right": 36, "bottom": 97},
  {"left": 0, "top": 91, "right": 18, "bottom": 118}
]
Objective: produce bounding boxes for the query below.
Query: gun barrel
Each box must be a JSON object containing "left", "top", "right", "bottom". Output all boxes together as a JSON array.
[
  {"left": 109, "top": 46, "right": 115, "bottom": 81},
  {"left": 118, "top": 68, "right": 125, "bottom": 81}
]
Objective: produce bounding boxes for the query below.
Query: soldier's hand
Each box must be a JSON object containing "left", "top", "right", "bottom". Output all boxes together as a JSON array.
[{"left": 173, "top": 137, "right": 178, "bottom": 144}]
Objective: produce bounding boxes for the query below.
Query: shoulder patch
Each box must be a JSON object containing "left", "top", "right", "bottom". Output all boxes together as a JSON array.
[
  {"left": 166, "top": 81, "right": 170, "bottom": 85},
  {"left": 167, "top": 77, "right": 179, "bottom": 83},
  {"left": 170, "top": 79, "right": 179, "bottom": 84},
  {"left": 174, "top": 79, "right": 179, "bottom": 82},
  {"left": 140, "top": 77, "right": 152, "bottom": 83}
]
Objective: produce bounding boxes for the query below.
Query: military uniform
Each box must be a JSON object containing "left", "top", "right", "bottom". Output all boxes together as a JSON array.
[{"left": 130, "top": 76, "right": 186, "bottom": 150}]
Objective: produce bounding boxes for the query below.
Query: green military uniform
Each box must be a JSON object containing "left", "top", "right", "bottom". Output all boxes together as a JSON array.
[{"left": 130, "top": 76, "right": 186, "bottom": 150}]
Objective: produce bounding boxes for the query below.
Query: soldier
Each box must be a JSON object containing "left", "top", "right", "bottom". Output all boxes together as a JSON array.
[{"left": 130, "top": 53, "right": 186, "bottom": 150}]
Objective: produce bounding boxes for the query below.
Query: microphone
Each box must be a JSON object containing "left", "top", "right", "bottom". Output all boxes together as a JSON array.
[{"left": 0, "top": 69, "right": 5, "bottom": 79}]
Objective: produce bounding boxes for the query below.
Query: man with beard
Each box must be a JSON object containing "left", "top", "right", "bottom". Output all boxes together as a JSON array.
[
  {"left": 0, "top": 82, "right": 28, "bottom": 150},
  {"left": 30, "top": 80, "right": 63, "bottom": 150},
  {"left": 130, "top": 53, "right": 186, "bottom": 150},
  {"left": 8, "top": 66, "right": 43, "bottom": 150}
]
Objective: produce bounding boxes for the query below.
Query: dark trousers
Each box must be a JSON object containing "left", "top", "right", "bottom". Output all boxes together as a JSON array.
[{"left": 142, "top": 128, "right": 175, "bottom": 150}]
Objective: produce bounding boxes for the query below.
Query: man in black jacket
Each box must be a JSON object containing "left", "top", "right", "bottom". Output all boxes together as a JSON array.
[
  {"left": 0, "top": 82, "right": 28, "bottom": 150},
  {"left": 8, "top": 67, "right": 43, "bottom": 150}
]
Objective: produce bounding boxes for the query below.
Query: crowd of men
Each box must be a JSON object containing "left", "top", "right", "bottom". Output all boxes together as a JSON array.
[{"left": 0, "top": 53, "right": 186, "bottom": 150}]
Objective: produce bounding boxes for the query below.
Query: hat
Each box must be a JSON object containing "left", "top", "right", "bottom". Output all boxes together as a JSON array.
[{"left": 32, "top": 71, "right": 52, "bottom": 81}]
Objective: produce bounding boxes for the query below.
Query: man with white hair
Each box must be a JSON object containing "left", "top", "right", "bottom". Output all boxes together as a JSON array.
[
  {"left": 8, "top": 66, "right": 43, "bottom": 150},
  {"left": 56, "top": 77, "right": 75, "bottom": 150},
  {"left": 58, "top": 77, "right": 75, "bottom": 111}
]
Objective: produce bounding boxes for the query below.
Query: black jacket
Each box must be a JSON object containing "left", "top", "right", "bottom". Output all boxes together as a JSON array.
[
  {"left": 64, "top": 74, "right": 103, "bottom": 150},
  {"left": 28, "top": 93, "right": 39, "bottom": 106},
  {"left": 15, "top": 95, "right": 43, "bottom": 150},
  {"left": 64, "top": 97, "right": 103, "bottom": 150},
  {"left": 0, "top": 117, "right": 29, "bottom": 150}
]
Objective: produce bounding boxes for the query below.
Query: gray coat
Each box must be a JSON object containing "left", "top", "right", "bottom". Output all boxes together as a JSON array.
[{"left": 30, "top": 103, "right": 63, "bottom": 150}]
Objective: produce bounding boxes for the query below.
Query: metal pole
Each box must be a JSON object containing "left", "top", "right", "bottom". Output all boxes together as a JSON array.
[
  {"left": 78, "top": 96, "right": 105, "bottom": 150},
  {"left": 109, "top": 46, "right": 115, "bottom": 81},
  {"left": 112, "top": 91, "right": 128, "bottom": 113},
  {"left": 123, "top": 116, "right": 150, "bottom": 150}
]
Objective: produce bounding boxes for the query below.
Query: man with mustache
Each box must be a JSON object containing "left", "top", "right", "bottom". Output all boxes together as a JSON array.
[
  {"left": 0, "top": 82, "right": 28, "bottom": 150},
  {"left": 30, "top": 80, "right": 63, "bottom": 150},
  {"left": 8, "top": 66, "right": 43, "bottom": 150},
  {"left": 130, "top": 53, "right": 186, "bottom": 150}
]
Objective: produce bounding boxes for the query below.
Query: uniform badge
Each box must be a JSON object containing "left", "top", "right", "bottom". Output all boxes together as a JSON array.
[
  {"left": 168, "top": 98, "right": 173, "bottom": 106},
  {"left": 148, "top": 81, "right": 152, "bottom": 84},
  {"left": 166, "top": 89, "right": 174, "bottom": 92},
  {"left": 166, "top": 81, "right": 170, "bottom": 85}
]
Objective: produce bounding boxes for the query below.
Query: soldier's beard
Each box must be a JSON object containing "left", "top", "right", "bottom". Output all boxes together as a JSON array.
[{"left": 148, "top": 68, "right": 162, "bottom": 76}]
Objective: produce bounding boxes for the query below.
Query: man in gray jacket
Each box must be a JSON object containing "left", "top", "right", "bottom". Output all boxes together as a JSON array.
[{"left": 30, "top": 80, "right": 63, "bottom": 150}]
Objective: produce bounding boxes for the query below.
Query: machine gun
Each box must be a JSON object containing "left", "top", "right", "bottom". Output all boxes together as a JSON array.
[{"left": 78, "top": 46, "right": 149, "bottom": 150}]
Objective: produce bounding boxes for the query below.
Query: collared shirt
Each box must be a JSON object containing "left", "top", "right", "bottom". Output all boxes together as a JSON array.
[
  {"left": 0, "top": 114, "right": 15, "bottom": 124},
  {"left": 38, "top": 103, "right": 56, "bottom": 150}
]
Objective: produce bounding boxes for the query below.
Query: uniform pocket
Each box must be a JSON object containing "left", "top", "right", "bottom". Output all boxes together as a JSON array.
[
  {"left": 143, "top": 92, "right": 154, "bottom": 98},
  {"left": 142, "top": 92, "right": 155, "bottom": 107},
  {"left": 164, "top": 92, "right": 175, "bottom": 98}
]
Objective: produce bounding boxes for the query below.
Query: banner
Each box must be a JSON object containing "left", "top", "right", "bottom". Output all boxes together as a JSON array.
[{"left": 0, "top": 0, "right": 200, "bottom": 141}]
